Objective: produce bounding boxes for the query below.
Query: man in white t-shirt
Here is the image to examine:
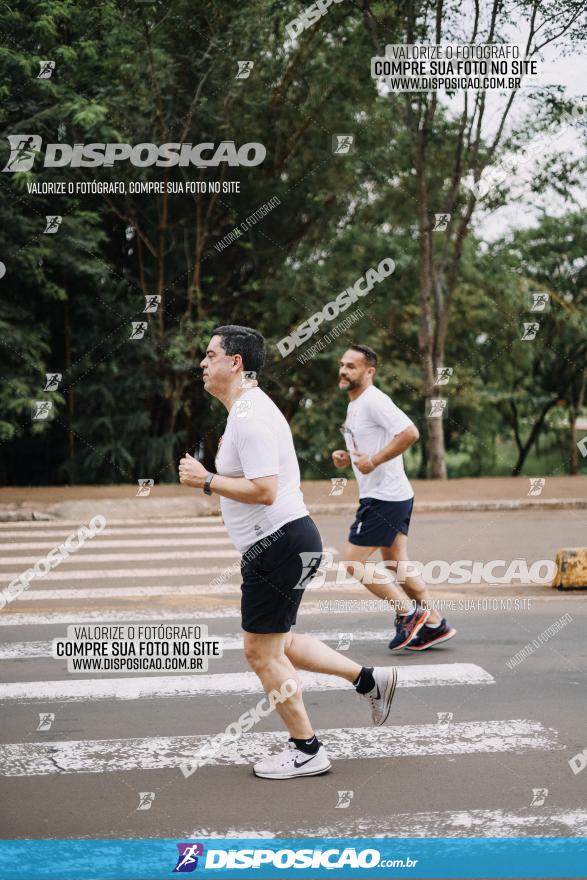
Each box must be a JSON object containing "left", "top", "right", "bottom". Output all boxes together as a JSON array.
[
  {"left": 332, "top": 344, "right": 456, "bottom": 651},
  {"left": 179, "top": 326, "right": 400, "bottom": 779}
]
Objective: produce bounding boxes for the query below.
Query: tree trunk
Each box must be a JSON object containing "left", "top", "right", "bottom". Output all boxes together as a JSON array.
[
  {"left": 64, "top": 297, "right": 74, "bottom": 467},
  {"left": 416, "top": 176, "right": 447, "bottom": 479},
  {"left": 418, "top": 428, "right": 428, "bottom": 479},
  {"left": 569, "top": 371, "right": 585, "bottom": 475},
  {"left": 569, "top": 409, "right": 578, "bottom": 476},
  {"left": 511, "top": 397, "right": 558, "bottom": 476}
]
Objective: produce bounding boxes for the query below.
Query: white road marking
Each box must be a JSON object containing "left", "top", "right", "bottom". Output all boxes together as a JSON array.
[
  {"left": 0, "top": 550, "right": 240, "bottom": 567},
  {"left": 0, "top": 720, "right": 558, "bottom": 776},
  {"left": 0, "top": 538, "right": 233, "bottom": 551},
  {"left": 0, "top": 565, "right": 236, "bottom": 583},
  {"left": 0, "top": 608, "right": 246, "bottom": 626},
  {"left": 0, "top": 629, "right": 395, "bottom": 659},
  {"left": 0, "top": 526, "right": 228, "bottom": 539},
  {"left": 0, "top": 517, "right": 222, "bottom": 530},
  {"left": 12, "top": 585, "right": 242, "bottom": 601},
  {"left": 189, "top": 808, "right": 587, "bottom": 839},
  {"left": 9, "top": 578, "right": 358, "bottom": 602},
  {"left": 0, "top": 663, "right": 493, "bottom": 702}
]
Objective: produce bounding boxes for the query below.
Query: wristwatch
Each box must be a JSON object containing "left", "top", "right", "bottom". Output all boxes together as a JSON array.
[{"left": 203, "top": 473, "right": 215, "bottom": 495}]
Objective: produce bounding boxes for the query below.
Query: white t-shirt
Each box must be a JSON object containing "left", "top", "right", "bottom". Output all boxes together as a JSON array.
[
  {"left": 342, "top": 384, "right": 415, "bottom": 502},
  {"left": 215, "top": 387, "right": 308, "bottom": 552}
]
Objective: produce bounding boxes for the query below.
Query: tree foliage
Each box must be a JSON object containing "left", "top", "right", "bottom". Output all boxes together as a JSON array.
[{"left": 0, "top": 0, "right": 585, "bottom": 485}]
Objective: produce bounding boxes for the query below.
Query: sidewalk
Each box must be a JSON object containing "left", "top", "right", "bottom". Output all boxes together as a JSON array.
[{"left": 0, "top": 476, "right": 585, "bottom": 520}]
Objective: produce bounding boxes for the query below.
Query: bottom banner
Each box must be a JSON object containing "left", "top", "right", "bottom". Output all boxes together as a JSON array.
[{"left": 1, "top": 837, "right": 586, "bottom": 879}]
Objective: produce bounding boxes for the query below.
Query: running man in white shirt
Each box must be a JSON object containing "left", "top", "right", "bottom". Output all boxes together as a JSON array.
[
  {"left": 332, "top": 344, "right": 456, "bottom": 651},
  {"left": 178, "top": 326, "right": 399, "bottom": 779}
]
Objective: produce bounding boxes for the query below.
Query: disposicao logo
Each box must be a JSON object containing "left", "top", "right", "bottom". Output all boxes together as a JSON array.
[
  {"left": 173, "top": 842, "right": 204, "bottom": 873},
  {"left": 3, "top": 136, "right": 266, "bottom": 171}
]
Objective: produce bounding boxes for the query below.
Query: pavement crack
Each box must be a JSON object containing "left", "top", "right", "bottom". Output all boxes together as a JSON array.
[{"left": 47, "top": 748, "right": 68, "bottom": 774}]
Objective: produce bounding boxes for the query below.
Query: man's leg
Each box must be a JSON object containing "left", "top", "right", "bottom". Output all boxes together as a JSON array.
[
  {"left": 283, "top": 630, "right": 360, "bottom": 681},
  {"left": 243, "top": 627, "right": 396, "bottom": 739},
  {"left": 341, "top": 542, "right": 413, "bottom": 613},
  {"left": 243, "top": 630, "right": 314, "bottom": 738},
  {"left": 381, "top": 534, "right": 442, "bottom": 625},
  {"left": 244, "top": 630, "right": 333, "bottom": 779}
]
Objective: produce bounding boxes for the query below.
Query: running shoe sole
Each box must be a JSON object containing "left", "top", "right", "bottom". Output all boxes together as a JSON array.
[
  {"left": 388, "top": 608, "right": 431, "bottom": 652},
  {"left": 374, "top": 666, "right": 398, "bottom": 726},
  {"left": 253, "top": 762, "right": 332, "bottom": 780},
  {"left": 405, "top": 627, "right": 457, "bottom": 651}
]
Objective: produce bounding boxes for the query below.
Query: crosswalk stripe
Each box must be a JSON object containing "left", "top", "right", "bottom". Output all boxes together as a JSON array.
[
  {"left": 0, "top": 663, "right": 493, "bottom": 702},
  {"left": 11, "top": 584, "right": 242, "bottom": 601},
  {"left": 0, "top": 517, "right": 223, "bottom": 529},
  {"left": 0, "top": 565, "right": 238, "bottom": 584},
  {"left": 0, "top": 526, "right": 228, "bottom": 539},
  {"left": 0, "top": 538, "right": 233, "bottom": 551},
  {"left": 0, "top": 719, "right": 557, "bottom": 776},
  {"left": 0, "top": 629, "right": 392, "bottom": 659},
  {"left": 189, "top": 808, "right": 587, "bottom": 839},
  {"left": 0, "top": 550, "right": 240, "bottom": 567},
  {"left": 0, "top": 609, "right": 247, "bottom": 626},
  {"left": 8, "top": 579, "right": 359, "bottom": 601}
]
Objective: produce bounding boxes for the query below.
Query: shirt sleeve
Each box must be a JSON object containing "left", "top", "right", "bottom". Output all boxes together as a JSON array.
[
  {"left": 369, "top": 393, "right": 414, "bottom": 436},
  {"left": 236, "top": 418, "right": 280, "bottom": 479}
]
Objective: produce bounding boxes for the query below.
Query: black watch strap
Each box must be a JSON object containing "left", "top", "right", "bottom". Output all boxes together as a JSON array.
[{"left": 203, "top": 472, "right": 215, "bottom": 495}]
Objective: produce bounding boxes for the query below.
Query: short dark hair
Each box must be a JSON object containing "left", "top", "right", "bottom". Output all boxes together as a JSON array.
[
  {"left": 212, "top": 325, "right": 266, "bottom": 375},
  {"left": 349, "top": 343, "right": 378, "bottom": 367}
]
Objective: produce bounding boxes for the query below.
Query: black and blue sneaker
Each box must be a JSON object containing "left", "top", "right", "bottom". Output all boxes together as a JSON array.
[
  {"left": 405, "top": 618, "right": 457, "bottom": 651},
  {"left": 388, "top": 605, "right": 430, "bottom": 652}
]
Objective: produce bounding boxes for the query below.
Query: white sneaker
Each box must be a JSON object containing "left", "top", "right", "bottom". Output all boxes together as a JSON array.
[
  {"left": 253, "top": 740, "right": 331, "bottom": 779},
  {"left": 360, "top": 666, "right": 398, "bottom": 725}
]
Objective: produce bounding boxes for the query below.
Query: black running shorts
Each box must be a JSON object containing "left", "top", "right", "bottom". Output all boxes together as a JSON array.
[
  {"left": 348, "top": 497, "right": 414, "bottom": 547},
  {"left": 240, "top": 515, "right": 323, "bottom": 634}
]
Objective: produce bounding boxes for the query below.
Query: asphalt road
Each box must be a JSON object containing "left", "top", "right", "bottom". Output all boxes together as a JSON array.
[{"left": 0, "top": 509, "right": 586, "bottom": 841}]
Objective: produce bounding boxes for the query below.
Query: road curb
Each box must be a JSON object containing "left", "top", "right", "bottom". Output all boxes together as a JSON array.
[
  {"left": 308, "top": 498, "right": 587, "bottom": 515},
  {"left": 0, "top": 497, "right": 585, "bottom": 521},
  {"left": 0, "top": 510, "right": 55, "bottom": 522}
]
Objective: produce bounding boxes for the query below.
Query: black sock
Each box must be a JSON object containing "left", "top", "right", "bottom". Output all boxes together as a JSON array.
[
  {"left": 353, "top": 666, "right": 375, "bottom": 695},
  {"left": 290, "top": 735, "right": 320, "bottom": 755}
]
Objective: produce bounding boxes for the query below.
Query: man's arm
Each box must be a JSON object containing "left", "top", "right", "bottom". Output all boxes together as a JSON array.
[
  {"left": 205, "top": 473, "right": 278, "bottom": 505},
  {"left": 179, "top": 453, "right": 278, "bottom": 504},
  {"left": 372, "top": 423, "right": 419, "bottom": 466},
  {"left": 352, "top": 424, "right": 419, "bottom": 474}
]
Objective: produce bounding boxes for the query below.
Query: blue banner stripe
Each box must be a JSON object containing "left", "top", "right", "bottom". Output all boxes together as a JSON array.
[{"left": 1, "top": 837, "right": 587, "bottom": 879}]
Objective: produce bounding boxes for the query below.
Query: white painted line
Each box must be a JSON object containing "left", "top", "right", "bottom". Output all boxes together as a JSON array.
[
  {"left": 0, "top": 538, "right": 233, "bottom": 551},
  {"left": 14, "top": 585, "right": 242, "bottom": 601},
  {"left": 0, "top": 640, "right": 55, "bottom": 659},
  {"left": 189, "top": 808, "right": 587, "bottom": 839},
  {"left": 0, "top": 663, "right": 493, "bottom": 702},
  {"left": 0, "top": 565, "right": 236, "bottom": 583},
  {"left": 0, "top": 572, "right": 354, "bottom": 595},
  {"left": 0, "top": 608, "right": 246, "bottom": 627},
  {"left": 0, "top": 629, "right": 395, "bottom": 659},
  {"left": 10, "top": 579, "right": 358, "bottom": 602},
  {"left": 0, "top": 550, "right": 240, "bottom": 566},
  {"left": 0, "top": 526, "right": 228, "bottom": 539},
  {"left": 0, "top": 517, "right": 223, "bottom": 530},
  {"left": 0, "top": 719, "right": 557, "bottom": 776}
]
